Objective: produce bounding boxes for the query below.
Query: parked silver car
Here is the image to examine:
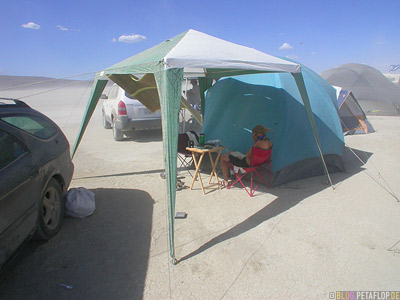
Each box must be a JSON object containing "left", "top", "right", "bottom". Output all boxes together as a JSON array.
[
  {"left": 0, "top": 98, "right": 74, "bottom": 273},
  {"left": 101, "top": 84, "right": 162, "bottom": 141}
]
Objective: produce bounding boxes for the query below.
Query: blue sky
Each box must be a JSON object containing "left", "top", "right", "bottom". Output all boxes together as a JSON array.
[{"left": 0, "top": 0, "right": 399, "bottom": 79}]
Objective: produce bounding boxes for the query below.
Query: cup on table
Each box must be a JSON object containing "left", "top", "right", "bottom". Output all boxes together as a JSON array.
[{"left": 199, "top": 134, "right": 205, "bottom": 146}]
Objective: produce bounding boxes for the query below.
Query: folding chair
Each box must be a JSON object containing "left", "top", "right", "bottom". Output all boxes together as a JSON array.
[
  {"left": 177, "top": 133, "right": 194, "bottom": 176},
  {"left": 227, "top": 147, "right": 272, "bottom": 197}
]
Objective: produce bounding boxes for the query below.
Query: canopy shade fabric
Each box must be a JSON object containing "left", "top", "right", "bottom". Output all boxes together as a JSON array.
[
  {"left": 105, "top": 29, "right": 301, "bottom": 76},
  {"left": 72, "top": 29, "right": 329, "bottom": 263},
  {"left": 108, "top": 72, "right": 202, "bottom": 124}
]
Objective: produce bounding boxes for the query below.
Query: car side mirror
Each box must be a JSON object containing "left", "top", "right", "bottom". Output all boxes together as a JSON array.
[{"left": 100, "top": 94, "right": 108, "bottom": 99}]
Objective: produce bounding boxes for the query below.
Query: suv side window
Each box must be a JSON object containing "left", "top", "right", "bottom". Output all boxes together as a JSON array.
[
  {"left": 109, "top": 86, "right": 119, "bottom": 99},
  {"left": 0, "top": 130, "right": 25, "bottom": 169},
  {"left": 1, "top": 115, "right": 57, "bottom": 139}
]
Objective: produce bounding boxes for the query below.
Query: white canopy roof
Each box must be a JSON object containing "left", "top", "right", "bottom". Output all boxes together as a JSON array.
[{"left": 163, "top": 30, "right": 301, "bottom": 74}]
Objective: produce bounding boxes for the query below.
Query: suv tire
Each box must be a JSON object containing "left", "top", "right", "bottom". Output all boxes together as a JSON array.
[
  {"left": 102, "top": 112, "right": 111, "bottom": 129},
  {"left": 112, "top": 120, "right": 123, "bottom": 141}
]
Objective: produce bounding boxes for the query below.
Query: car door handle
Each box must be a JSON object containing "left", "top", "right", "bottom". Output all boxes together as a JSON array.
[{"left": 30, "top": 166, "right": 39, "bottom": 179}]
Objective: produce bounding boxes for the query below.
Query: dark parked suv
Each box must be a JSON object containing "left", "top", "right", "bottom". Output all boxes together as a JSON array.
[{"left": 0, "top": 98, "right": 74, "bottom": 272}]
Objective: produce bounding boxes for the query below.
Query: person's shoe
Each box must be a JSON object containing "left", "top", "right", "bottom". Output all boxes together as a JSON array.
[{"left": 219, "top": 180, "right": 229, "bottom": 188}]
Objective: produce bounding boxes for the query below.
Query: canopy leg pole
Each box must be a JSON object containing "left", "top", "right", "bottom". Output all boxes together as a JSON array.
[
  {"left": 71, "top": 76, "right": 108, "bottom": 158},
  {"left": 292, "top": 72, "right": 333, "bottom": 188},
  {"left": 180, "top": 78, "right": 189, "bottom": 133},
  {"left": 155, "top": 67, "right": 184, "bottom": 263}
]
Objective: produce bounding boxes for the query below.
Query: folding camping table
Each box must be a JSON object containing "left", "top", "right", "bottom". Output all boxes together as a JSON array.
[{"left": 185, "top": 146, "right": 225, "bottom": 194}]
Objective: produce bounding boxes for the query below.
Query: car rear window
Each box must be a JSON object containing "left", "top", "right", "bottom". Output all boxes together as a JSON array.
[
  {"left": 125, "top": 91, "right": 135, "bottom": 99},
  {"left": 1, "top": 115, "right": 57, "bottom": 139}
]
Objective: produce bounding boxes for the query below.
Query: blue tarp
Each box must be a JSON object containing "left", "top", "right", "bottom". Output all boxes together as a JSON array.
[{"left": 202, "top": 65, "right": 345, "bottom": 185}]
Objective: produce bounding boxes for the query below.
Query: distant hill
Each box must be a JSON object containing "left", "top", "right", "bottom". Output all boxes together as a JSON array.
[{"left": 0, "top": 75, "right": 93, "bottom": 90}]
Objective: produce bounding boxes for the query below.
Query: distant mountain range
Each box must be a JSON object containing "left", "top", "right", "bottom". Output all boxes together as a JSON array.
[{"left": 0, "top": 75, "right": 93, "bottom": 90}]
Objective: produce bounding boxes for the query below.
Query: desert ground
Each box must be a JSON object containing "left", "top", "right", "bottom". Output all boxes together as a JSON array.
[{"left": 0, "top": 77, "right": 399, "bottom": 300}]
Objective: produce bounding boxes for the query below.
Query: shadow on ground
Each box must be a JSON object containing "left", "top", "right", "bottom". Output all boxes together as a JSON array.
[
  {"left": 73, "top": 168, "right": 166, "bottom": 180},
  {"left": 122, "top": 129, "right": 162, "bottom": 142},
  {"left": 0, "top": 188, "right": 154, "bottom": 300},
  {"left": 178, "top": 146, "right": 372, "bottom": 262}
]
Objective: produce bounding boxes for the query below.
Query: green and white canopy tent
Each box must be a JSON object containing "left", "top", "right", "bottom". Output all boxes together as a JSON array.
[{"left": 72, "top": 29, "right": 330, "bottom": 263}]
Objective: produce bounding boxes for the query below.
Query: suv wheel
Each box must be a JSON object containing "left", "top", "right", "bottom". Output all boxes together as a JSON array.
[
  {"left": 34, "top": 178, "right": 64, "bottom": 240},
  {"left": 112, "top": 120, "right": 123, "bottom": 141},
  {"left": 102, "top": 112, "right": 111, "bottom": 129}
]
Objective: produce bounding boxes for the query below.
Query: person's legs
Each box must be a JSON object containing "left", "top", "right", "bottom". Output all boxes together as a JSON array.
[{"left": 220, "top": 154, "right": 230, "bottom": 186}]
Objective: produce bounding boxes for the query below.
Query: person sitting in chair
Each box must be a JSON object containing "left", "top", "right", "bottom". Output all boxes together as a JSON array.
[{"left": 220, "top": 125, "right": 272, "bottom": 187}]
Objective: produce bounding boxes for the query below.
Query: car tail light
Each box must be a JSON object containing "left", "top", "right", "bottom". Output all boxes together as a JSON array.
[{"left": 117, "top": 101, "right": 127, "bottom": 115}]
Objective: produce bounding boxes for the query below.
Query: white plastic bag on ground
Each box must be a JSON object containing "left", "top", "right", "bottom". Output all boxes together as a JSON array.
[{"left": 65, "top": 187, "right": 95, "bottom": 218}]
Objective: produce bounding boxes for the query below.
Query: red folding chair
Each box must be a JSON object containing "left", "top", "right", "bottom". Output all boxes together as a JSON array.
[{"left": 227, "top": 147, "right": 272, "bottom": 197}]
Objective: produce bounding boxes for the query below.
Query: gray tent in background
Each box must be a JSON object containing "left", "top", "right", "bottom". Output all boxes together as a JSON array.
[{"left": 321, "top": 63, "right": 400, "bottom": 115}]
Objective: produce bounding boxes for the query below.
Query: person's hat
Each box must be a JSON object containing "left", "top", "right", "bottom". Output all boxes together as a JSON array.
[{"left": 252, "top": 125, "right": 270, "bottom": 135}]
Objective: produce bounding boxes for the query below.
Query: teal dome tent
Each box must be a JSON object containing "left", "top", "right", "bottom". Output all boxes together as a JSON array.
[{"left": 202, "top": 64, "right": 345, "bottom": 186}]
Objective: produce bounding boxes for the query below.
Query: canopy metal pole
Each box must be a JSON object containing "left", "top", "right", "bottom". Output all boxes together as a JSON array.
[
  {"left": 154, "top": 67, "right": 184, "bottom": 264},
  {"left": 183, "top": 78, "right": 188, "bottom": 133},
  {"left": 71, "top": 76, "right": 108, "bottom": 158},
  {"left": 292, "top": 72, "right": 333, "bottom": 187}
]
